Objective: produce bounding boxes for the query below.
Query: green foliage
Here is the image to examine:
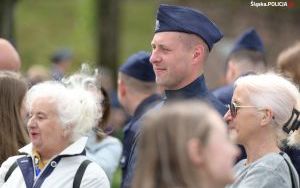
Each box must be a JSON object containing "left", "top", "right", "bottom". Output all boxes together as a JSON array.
[
  {"left": 119, "top": 1, "right": 156, "bottom": 64},
  {"left": 15, "top": 0, "right": 156, "bottom": 74},
  {"left": 112, "top": 167, "right": 122, "bottom": 188},
  {"left": 15, "top": 0, "right": 95, "bottom": 72}
]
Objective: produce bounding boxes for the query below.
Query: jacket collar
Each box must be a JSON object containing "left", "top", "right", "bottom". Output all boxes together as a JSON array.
[
  {"left": 19, "top": 137, "right": 88, "bottom": 156},
  {"left": 165, "top": 75, "right": 208, "bottom": 100}
]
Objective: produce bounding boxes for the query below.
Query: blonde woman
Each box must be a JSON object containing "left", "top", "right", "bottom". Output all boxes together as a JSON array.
[{"left": 132, "top": 101, "right": 238, "bottom": 188}]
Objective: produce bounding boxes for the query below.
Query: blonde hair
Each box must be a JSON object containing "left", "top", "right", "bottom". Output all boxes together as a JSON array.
[
  {"left": 277, "top": 41, "right": 300, "bottom": 85},
  {"left": 234, "top": 72, "right": 300, "bottom": 147},
  {"left": 132, "top": 101, "right": 224, "bottom": 188}
]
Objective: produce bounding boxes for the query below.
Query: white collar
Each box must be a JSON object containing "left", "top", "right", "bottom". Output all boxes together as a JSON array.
[{"left": 19, "top": 137, "right": 88, "bottom": 156}]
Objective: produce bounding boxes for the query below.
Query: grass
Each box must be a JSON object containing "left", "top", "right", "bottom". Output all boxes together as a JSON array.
[{"left": 112, "top": 167, "right": 122, "bottom": 188}]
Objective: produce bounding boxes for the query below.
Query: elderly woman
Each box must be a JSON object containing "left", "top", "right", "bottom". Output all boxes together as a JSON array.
[
  {"left": 225, "top": 73, "right": 300, "bottom": 188},
  {"left": 132, "top": 101, "right": 239, "bottom": 188},
  {"left": 0, "top": 71, "right": 28, "bottom": 165},
  {"left": 0, "top": 81, "right": 109, "bottom": 187}
]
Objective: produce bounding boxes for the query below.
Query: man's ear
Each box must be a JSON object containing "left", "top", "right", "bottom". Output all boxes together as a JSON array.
[
  {"left": 192, "top": 44, "right": 205, "bottom": 65},
  {"left": 187, "top": 138, "right": 204, "bottom": 166},
  {"left": 225, "top": 61, "right": 238, "bottom": 84},
  {"left": 118, "top": 79, "right": 127, "bottom": 97}
]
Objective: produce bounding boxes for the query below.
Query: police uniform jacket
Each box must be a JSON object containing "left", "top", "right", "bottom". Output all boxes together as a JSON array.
[
  {"left": 164, "top": 75, "right": 227, "bottom": 116},
  {"left": 120, "top": 94, "right": 162, "bottom": 188}
]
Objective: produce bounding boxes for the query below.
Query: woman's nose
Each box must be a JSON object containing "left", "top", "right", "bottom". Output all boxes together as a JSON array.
[{"left": 27, "top": 117, "right": 36, "bottom": 128}]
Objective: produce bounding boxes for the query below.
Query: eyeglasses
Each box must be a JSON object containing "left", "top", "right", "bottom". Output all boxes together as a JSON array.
[{"left": 227, "top": 102, "right": 258, "bottom": 118}]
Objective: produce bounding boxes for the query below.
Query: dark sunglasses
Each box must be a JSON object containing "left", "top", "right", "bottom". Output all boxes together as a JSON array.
[{"left": 227, "top": 102, "right": 258, "bottom": 118}]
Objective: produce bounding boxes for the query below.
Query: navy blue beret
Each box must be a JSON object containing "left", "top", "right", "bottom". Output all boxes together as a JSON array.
[
  {"left": 154, "top": 4, "right": 223, "bottom": 51},
  {"left": 51, "top": 49, "right": 73, "bottom": 64},
  {"left": 119, "top": 51, "right": 155, "bottom": 82},
  {"left": 231, "top": 28, "right": 265, "bottom": 54}
]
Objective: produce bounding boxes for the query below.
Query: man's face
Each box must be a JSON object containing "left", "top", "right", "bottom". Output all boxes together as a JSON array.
[{"left": 150, "top": 32, "right": 194, "bottom": 90}]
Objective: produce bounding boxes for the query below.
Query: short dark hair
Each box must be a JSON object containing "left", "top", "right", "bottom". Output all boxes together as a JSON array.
[{"left": 225, "top": 50, "right": 266, "bottom": 72}]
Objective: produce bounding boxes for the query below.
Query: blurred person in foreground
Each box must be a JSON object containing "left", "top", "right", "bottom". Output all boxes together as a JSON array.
[
  {"left": 0, "top": 81, "right": 109, "bottom": 187},
  {"left": 64, "top": 67, "right": 122, "bottom": 182},
  {"left": 117, "top": 51, "right": 161, "bottom": 188},
  {"left": 225, "top": 73, "right": 300, "bottom": 188},
  {"left": 0, "top": 71, "right": 28, "bottom": 165},
  {"left": 277, "top": 41, "right": 300, "bottom": 86},
  {"left": 0, "top": 38, "right": 21, "bottom": 71},
  {"left": 213, "top": 28, "right": 267, "bottom": 106},
  {"left": 132, "top": 101, "right": 239, "bottom": 188}
]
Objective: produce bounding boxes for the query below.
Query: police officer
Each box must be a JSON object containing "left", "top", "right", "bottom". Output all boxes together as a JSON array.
[
  {"left": 212, "top": 28, "right": 267, "bottom": 106},
  {"left": 122, "top": 4, "right": 229, "bottom": 188},
  {"left": 150, "top": 4, "right": 227, "bottom": 115},
  {"left": 118, "top": 51, "right": 161, "bottom": 188}
]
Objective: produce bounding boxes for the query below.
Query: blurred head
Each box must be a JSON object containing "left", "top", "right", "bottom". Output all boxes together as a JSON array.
[
  {"left": 133, "top": 101, "right": 238, "bottom": 188},
  {"left": 26, "top": 64, "right": 50, "bottom": 87},
  {"left": 0, "top": 38, "right": 21, "bottom": 71},
  {"left": 225, "top": 73, "right": 300, "bottom": 147},
  {"left": 277, "top": 41, "right": 300, "bottom": 86},
  {"left": 225, "top": 50, "right": 266, "bottom": 83},
  {"left": 118, "top": 51, "right": 157, "bottom": 114},
  {"left": 225, "top": 29, "right": 266, "bottom": 84},
  {"left": 51, "top": 48, "right": 73, "bottom": 73},
  {"left": 26, "top": 81, "right": 99, "bottom": 157},
  {"left": 0, "top": 71, "right": 28, "bottom": 163}
]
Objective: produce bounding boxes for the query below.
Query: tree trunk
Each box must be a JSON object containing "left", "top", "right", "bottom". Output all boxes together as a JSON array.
[
  {"left": 95, "top": 0, "right": 120, "bottom": 85},
  {"left": 0, "top": 0, "right": 18, "bottom": 45}
]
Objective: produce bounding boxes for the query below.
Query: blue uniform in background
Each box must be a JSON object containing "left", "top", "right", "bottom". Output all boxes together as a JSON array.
[
  {"left": 120, "top": 94, "right": 161, "bottom": 188},
  {"left": 212, "top": 84, "right": 234, "bottom": 106}
]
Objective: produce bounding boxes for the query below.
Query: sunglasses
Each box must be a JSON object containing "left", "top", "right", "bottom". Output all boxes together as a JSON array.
[{"left": 227, "top": 102, "right": 258, "bottom": 118}]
